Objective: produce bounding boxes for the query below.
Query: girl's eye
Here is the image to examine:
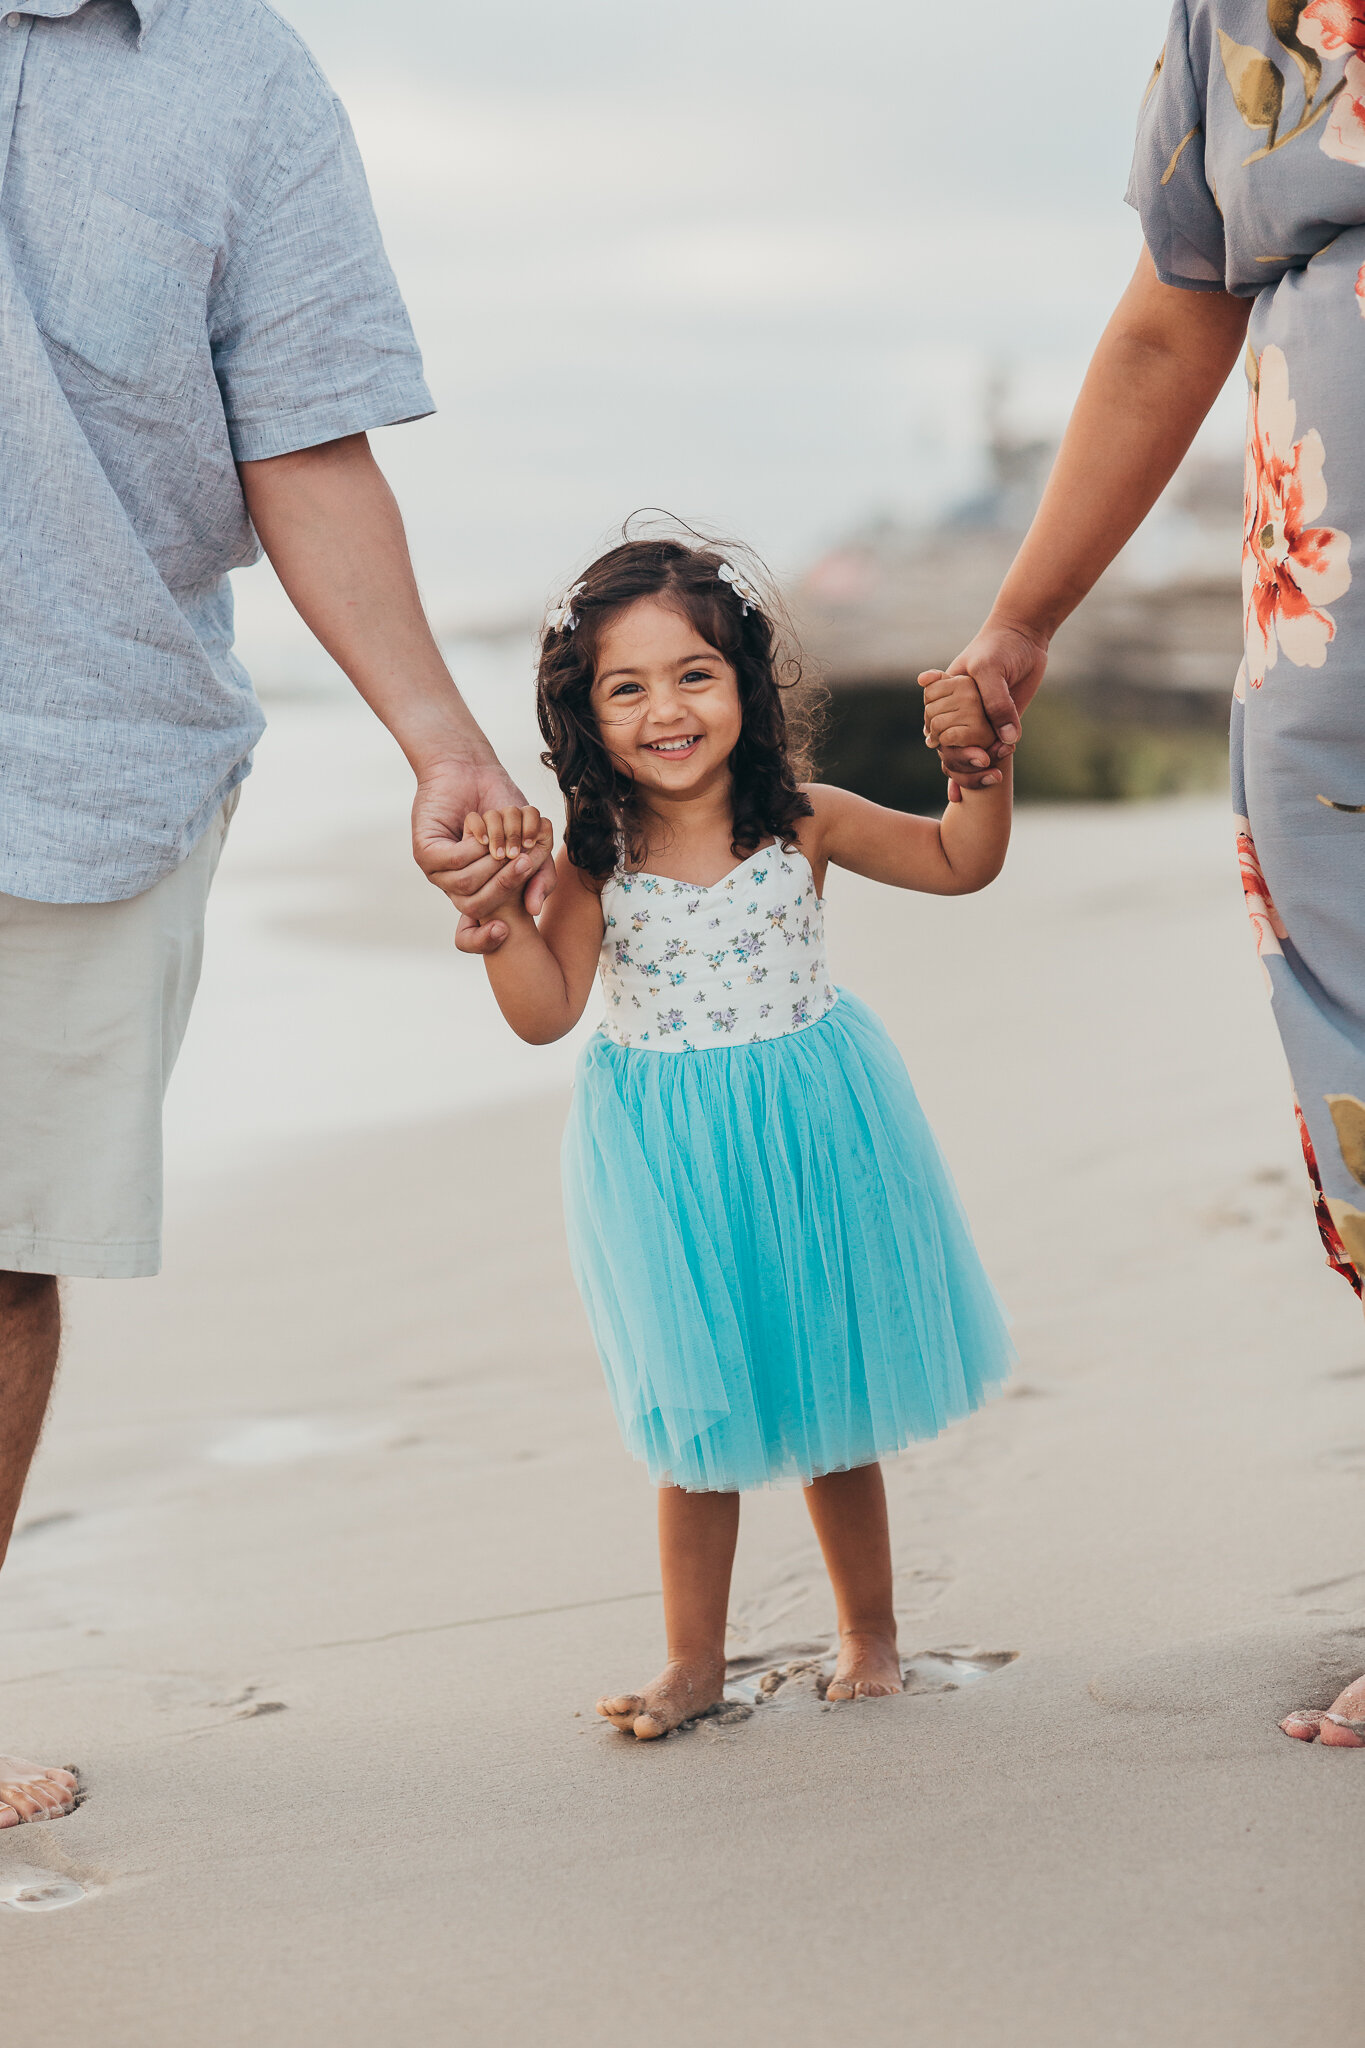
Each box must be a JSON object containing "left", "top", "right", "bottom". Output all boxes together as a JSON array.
[
  {"left": 608, "top": 681, "right": 644, "bottom": 698},
  {"left": 681, "top": 669, "right": 716, "bottom": 685}
]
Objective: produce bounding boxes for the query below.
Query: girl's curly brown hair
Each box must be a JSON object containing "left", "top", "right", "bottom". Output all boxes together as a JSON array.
[{"left": 537, "top": 533, "right": 817, "bottom": 881}]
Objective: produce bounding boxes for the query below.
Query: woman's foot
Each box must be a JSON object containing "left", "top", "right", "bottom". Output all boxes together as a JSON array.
[
  {"left": 0, "top": 1755, "right": 79, "bottom": 1827},
  {"left": 596, "top": 1654, "right": 727, "bottom": 1739},
  {"left": 1280, "top": 1670, "right": 1365, "bottom": 1746},
  {"left": 826, "top": 1629, "right": 904, "bottom": 1701}
]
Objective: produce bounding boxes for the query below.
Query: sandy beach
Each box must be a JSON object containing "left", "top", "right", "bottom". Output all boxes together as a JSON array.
[{"left": 1, "top": 693, "right": 1362, "bottom": 2044}]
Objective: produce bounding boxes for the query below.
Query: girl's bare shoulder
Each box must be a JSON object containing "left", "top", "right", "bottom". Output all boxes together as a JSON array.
[
  {"left": 793, "top": 782, "right": 860, "bottom": 853},
  {"left": 556, "top": 843, "right": 608, "bottom": 894}
]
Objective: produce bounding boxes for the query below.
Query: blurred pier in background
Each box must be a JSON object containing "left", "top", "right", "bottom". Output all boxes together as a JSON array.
[{"left": 800, "top": 382, "right": 1243, "bottom": 807}]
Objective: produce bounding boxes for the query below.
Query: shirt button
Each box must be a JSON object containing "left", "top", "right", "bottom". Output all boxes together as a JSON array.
[{"left": 5, "top": 12, "right": 20, "bottom": 24}]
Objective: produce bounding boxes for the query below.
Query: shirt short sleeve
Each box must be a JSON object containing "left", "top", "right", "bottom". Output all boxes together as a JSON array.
[
  {"left": 211, "top": 89, "right": 433, "bottom": 462},
  {"left": 1126, "top": 0, "right": 1228, "bottom": 292}
]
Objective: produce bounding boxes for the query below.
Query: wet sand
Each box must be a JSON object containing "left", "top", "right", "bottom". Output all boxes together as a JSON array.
[{"left": 2, "top": 790, "right": 1363, "bottom": 2044}]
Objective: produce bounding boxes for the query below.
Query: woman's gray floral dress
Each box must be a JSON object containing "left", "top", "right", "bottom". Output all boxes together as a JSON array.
[{"left": 1133, "top": 0, "right": 1365, "bottom": 1290}]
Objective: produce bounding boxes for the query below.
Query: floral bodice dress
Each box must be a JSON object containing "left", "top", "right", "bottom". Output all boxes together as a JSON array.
[
  {"left": 596, "top": 847, "right": 837, "bottom": 1049},
  {"left": 1133, "top": 0, "right": 1365, "bottom": 1288}
]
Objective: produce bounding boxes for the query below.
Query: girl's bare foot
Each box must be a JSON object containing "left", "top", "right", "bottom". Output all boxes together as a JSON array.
[
  {"left": 0, "top": 1755, "right": 79, "bottom": 1827},
  {"left": 596, "top": 1655, "right": 727, "bottom": 1739},
  {"left": 826, "top": 1629, "right": 904, "bottom": 1701},
  {"left": 1280, "top": 1670, "right": 1365, "bottom": 1747}
]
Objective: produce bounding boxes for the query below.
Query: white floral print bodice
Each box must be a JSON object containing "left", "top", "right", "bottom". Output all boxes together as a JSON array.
[{"left": 597, "top": 845, "right": 838, "bottom": 1051}]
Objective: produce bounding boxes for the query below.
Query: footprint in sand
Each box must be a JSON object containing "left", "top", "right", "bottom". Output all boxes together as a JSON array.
[
  {"left": 723, "top": 1647, "right": 1019, "bottom": 1715},
  {"left": 207, "top": 1417, "right": 376, "bottom": 1467},
  {"left": 1318, "top": 1443, "right": 1365, "bottom": 1476},
  {"left": 0, "top": 1865, "right": 88, "bottom": 1913}
]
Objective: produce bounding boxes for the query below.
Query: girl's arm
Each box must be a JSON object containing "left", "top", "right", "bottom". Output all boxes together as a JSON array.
[
  {"left": 477, "top": 840, "right": 606, "bottom": 1044},
  {"left": 801, "top": 676, "right": 1011, "bottom": 896},
  {"left": 802, "top": 772, "right": 1011, "bottom": 899}
]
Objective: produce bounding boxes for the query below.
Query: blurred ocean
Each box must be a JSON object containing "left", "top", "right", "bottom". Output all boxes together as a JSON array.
[{"left": 162, "top": 641, "right": 588, "bottom": 1191}]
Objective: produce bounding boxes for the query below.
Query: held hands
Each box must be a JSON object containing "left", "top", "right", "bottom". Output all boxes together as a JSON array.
[
  {"left": 409, "top": 751, "right": 556, "bottom": 954},
  {"left": 448, "top": 807, "right": 555, "bottom": 956},
  {"left": 919, "top": 618, "right": 1049, "bottom": 797},
  {"left": 919, "top": 670, "right": 1004, "bottom": 803}
]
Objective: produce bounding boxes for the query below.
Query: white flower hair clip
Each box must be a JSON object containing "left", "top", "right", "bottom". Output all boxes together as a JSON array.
[
  {"left": 547, "top": 581, "right": 586, "bottom": 634},
  {"left": 717, "top": 561, "right": 761, "bottom": 616}
]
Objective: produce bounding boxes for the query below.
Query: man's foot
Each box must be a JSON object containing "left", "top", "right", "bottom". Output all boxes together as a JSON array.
[
  {"left": 826, "top": 1629, "right": 904, "bottom": 1701},
  {"left": 0, "top": 1756, "right": 79, "bottom": 1827},
  {"left": 1281, "top": 1670, "right": 1365, "bottom": 1747},
  {"left": 596, "top": 1655, "right": 726, "bottom": 1739}
]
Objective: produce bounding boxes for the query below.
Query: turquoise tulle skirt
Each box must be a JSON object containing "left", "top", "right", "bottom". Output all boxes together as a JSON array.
[{"left": 562, "top": 990, "right": 1013, "bottom": 1493}]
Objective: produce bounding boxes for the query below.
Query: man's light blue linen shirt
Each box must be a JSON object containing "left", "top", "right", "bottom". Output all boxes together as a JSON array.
[{"left": 0, "top": 0, "right": 433, "bottom": 903}]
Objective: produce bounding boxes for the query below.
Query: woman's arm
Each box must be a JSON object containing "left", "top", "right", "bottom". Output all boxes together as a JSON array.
[
  {"left": 935, "top": 248, "right": 1251, "bottom": 772},
  {"left": 478, "top": 843, "right": 605, "bottom": 1044}
]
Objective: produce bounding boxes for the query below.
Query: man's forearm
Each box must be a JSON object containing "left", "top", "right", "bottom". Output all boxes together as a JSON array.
[
  {"left": 239, "top": 433, "right": 494, "bottom": 775},
  {"left": 990, "top": 255, "right": 1251, "bottom": 645}
]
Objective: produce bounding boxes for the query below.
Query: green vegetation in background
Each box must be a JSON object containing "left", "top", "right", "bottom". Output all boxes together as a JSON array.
[{"left": 816, "top": 682, "right": 1230, "bottom": 811}]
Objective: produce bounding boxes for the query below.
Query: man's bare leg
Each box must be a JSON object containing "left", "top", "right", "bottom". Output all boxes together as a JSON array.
[{"left": 0, "top": 1270, "right": 79, "bottom": 1826}]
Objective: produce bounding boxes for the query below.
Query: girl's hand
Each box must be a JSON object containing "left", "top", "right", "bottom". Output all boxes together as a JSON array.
[
  {"left": 920, "top": 672, "right": 1002, "bottom": 770},
  {"left": 448, "top": 812, "right": 555, "bottom": 955},
  {"left": 463, "top": 807, "right": 548, "bottom": 861},
  {"left": 920, "top": 672, "right": 1003, "bottom": 803},
  {"left": 921, "top": 617, "right": 1048, "bottom": 792}
]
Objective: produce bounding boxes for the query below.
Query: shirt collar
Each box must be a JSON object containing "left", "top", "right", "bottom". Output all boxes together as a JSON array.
[{"left": 16, "top": 0, "right": 167, "bottom": 42}]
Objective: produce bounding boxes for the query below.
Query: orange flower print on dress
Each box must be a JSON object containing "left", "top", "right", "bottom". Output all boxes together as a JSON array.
[
  {"left": 1294, "top": 1098, "right": 1363, "bottom": 1295},
  {"left": 1241, "top": 346, "right": 1352, "bottom": 694},
  {"left": 1300, "top": 0, "right": 1365, "bottom": 59},
  {"left": 1236, "top": 816, "right": 1289, "bottom": 977}
]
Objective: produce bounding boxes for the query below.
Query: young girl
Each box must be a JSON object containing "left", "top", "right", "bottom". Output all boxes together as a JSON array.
[{"left": 462, "top": 538, "right": 1013, "bottom": 1738}]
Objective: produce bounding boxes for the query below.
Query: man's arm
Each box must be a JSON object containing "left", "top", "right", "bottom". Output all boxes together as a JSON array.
[{"left": 239, "top": 433, "right": 552, "bottom": 931}]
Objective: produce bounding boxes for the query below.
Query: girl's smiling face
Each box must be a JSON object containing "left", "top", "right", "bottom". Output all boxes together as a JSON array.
[{"left": 590, "top": 597, "right": 743, "bottom": 798}]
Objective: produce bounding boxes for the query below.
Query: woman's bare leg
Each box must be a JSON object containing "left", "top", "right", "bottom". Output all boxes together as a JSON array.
[
  {"left": 804, "top": 1463, "right": 903, "bottom": 1700},
  {"left": 1279, "top": 1299, "right": 1365, "bottom": 1748},
  {"left": 597, "top": 1486, "right": 739, "bottom": 1739}
]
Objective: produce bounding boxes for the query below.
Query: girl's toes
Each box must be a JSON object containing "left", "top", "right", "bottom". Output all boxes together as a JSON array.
[
  {"left": 826, "top": 1680, "right": 855, "bottom": 1701},
  {"left": 0, "top": 1804, "right": 19, "bottom": 1829},
  {"left": 596, "top": 1694, "right": 644, "bottom": 1727},
  {"left": 1280, "top": 1710, "right": 1324, "bottom": 1741},
  {"left": 632, "top": 1712, "right": 669, "bottom": 1740},
  {"left": 1319, "top": 1715, "right": 1365, "bottom": 1747}
]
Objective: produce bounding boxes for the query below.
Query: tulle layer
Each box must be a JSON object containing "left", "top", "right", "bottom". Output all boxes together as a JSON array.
[{"left": 562, "top": 990, "right": 1013, "bottom": 1493}]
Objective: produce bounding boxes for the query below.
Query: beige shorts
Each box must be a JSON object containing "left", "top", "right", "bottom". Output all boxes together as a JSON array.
[{"left": 0, "top": 794, "right": 237, "bottom": 1279}]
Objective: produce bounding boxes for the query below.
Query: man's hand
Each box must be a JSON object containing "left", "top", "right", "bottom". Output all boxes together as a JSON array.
[
  {"left": 920, "top": 617, "right": 1049, "bottom": 793},
  {"left": 411, "top": 763, "right": 556, "bottom": 952},
  {"left": 238, "top": 437, "right": 554, "bottom": 941}
]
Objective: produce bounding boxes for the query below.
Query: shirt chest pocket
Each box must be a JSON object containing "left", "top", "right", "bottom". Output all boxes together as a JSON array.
[{"left": 40, "top": 189, "right": 215, "bottom": 410}]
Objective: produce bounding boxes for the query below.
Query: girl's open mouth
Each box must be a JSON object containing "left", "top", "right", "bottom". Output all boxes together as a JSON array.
[{"left": 642, "top": 735, "right": 703, "bottom": 758}]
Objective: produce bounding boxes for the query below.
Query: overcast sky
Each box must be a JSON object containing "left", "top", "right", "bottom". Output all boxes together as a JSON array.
[{"left": 239, "top": 0, "right": 1222, "bottom": 676}]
